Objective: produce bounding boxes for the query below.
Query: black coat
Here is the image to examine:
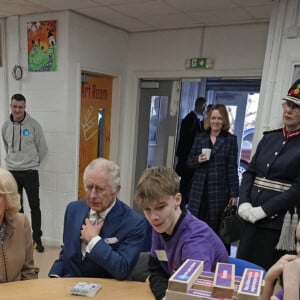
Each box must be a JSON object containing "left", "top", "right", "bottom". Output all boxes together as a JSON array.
[{"left": 175, "top": 111, "right": 203, "bottom": 177}]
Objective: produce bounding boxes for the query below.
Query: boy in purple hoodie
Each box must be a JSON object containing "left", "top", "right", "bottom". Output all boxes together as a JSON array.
[{"left": 135, "top": 166, "right": 228, "bottom": 300}]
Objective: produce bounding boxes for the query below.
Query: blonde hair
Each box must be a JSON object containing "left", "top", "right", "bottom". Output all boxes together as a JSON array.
[
  {"left": 0, "top": 168, "right": 21, "bottom": 216},
  {"left": 204, "top": 104, "right": 230, "bottom": 131},
  {"left": 135, "top": 166, "right": 179, "bottom": 208}
]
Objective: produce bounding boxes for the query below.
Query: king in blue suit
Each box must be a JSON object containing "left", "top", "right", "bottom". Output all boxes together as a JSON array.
[{"left": 49, "top": 158, "right": 150, "bottom": 280}]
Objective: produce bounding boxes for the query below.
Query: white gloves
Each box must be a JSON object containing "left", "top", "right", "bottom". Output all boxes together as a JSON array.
[
  {"left": 238, "top": 203, "right": 266, "bottom": 223},
  {"left": 248, "top": 206, "right": 267, "bottom": 223},
  {"left": 238, "top": 202, "right": 252, "bottom": 221}
]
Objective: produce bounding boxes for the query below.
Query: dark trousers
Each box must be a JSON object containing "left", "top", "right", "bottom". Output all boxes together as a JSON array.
[
  {"left": 179, "top": 176, "right": 193, "bottom": 208},
  {"left": 236, "top": 222, "right": 285, "bottom": 270},
  {"left": 10, "top": 170, "right": 42, "bottom": 242},
  {"left": 175, "top": 160, "right": 194, "bottom": 208}
]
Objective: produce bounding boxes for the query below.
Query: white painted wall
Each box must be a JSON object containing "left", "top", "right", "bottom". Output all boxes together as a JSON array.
[
  {"left": 254, "top": 0, "right": 300, "bottom": 148},
  {"left": 0, "top": 11, "right": 129, "bottom": 245},
  {"left": 128, "top": 23, "right": 268, "bottom": 75},
  {"left": 122, "top": 23, "right": 269, "bottom": 203},
  {"left": 1, "top": 12, "right": 72, "bottom": 245},
  {"left": 0, "top": 11, "right": 270, "bottom": 245}
]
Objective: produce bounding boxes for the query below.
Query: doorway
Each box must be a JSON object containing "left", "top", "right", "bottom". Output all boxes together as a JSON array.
[
  {"left": 134, "top": 80, "right": 181, "bottom": 191},
  {"left": 78, "top": 73, "right": 113, "bottom": 199},
  {"left": 134, "top": 77, "right": 261, "bottom": 194},
  {"left": 206, "top": 79, "right": 261, "bottom": 181},
  {"left": 212, "top": 91, "right": 248, "bottom": 156}
]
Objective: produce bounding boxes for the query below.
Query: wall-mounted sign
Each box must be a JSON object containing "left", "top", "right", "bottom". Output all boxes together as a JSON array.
[{"left": 185, "top": 58, "right": 213, "bottom": 69}]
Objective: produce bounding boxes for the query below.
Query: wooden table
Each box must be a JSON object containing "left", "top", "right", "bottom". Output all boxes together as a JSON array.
[{"left": 0, "top": 277, "right": 155, "bottom": 300}]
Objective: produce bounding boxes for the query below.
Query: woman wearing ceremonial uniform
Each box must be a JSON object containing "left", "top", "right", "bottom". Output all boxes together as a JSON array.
[{"left": 237, "top": 79, "right": 300, "bottom": 270}]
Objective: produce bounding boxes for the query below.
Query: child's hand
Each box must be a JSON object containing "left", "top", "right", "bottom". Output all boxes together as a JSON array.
[
  {"left": 262, "top": 254, "right": 298, "bottom": 300},
  {"left": 265, "top": 254, "right": 297, "bottom": 282},
  {"left": 283, "top": 257, "right": 300, "bottom": 299}
]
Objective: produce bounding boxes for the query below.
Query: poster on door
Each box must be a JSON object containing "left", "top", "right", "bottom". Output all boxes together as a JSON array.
[{"left": 78, "top": 74, "right": 112, "bottom": 199}]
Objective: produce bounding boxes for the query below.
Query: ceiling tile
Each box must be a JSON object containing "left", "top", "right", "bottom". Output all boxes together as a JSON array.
[
  {"left": 165, "top": 0, "right": 237, "bottom": 12},
  {"left": 141, "top": 13, "right": 203, "bottom": 30},
  {"left": 0, "top": 0, "right": 273, "bottom": 32},
  {"left": 188, "top": 8, "right": 256, "bottom": 26},
  {"left": 0, "top": 1, "right": 47, "bottom": 16},
  {"left": 110, "top": 1, "right": 178, "bottom": 17},
  {"left": 28, "top": 0, "right": 100, "bottom": 10},
  {"left": 93, "top": 0, "right": 148, "bottom": 5},
  {"left": 231, "top": 0, "right": 272, "bottom": 7},
  {"left": 78, "top": 6, "right": 153, "bottom": 31},
  {"left": 78, "top": 6, "right": 125, "bottom": 21},
  {"left": 245, "top": 5, "right": 273, "bottom": 19}
]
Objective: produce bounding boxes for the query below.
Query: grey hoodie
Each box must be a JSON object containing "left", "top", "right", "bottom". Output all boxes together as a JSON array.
[{"left": 1, "top": 112, "right": 47, "bottom": 170}]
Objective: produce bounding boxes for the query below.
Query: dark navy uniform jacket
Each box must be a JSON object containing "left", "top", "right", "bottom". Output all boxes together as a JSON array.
[{"left": 239, "top": 128, "right": 300, "bottom": 230}]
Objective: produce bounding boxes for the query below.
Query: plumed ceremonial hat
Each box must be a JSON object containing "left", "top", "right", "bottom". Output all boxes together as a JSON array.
[{"left": 282, "top": 79, "right": 300, "bottom": 105}]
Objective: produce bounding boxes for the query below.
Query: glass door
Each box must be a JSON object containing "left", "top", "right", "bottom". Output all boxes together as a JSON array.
[{"left": 134, "top": 80, "right": 181, "bottom": 196}]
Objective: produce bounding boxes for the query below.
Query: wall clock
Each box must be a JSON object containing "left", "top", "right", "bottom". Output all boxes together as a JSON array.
[{"left": 12, "top": 65, "right": 23, "bottom": 80}]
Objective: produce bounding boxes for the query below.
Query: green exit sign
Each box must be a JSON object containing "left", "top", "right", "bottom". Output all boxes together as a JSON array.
[{"left": 185, "top": 58, "right": 213, "bottom": 69}]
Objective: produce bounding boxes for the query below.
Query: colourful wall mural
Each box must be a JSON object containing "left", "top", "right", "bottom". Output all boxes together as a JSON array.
[{"left": 27, "top": 20, "right": 57, "bottom": 71}]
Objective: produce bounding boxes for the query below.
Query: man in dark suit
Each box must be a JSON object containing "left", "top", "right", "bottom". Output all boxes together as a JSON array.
[
  {"left": 49, "top": 157, "right": 150, "bottom": 279},
  {"left": 175, "top": 97, "right": 206, "bottom": 207}
]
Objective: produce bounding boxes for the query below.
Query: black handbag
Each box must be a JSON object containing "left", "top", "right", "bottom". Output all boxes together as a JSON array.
[
  {"left": 219, "top": 204, "right": 242, "bottom": 244},
  {"left": 175, "top": 160, "right": 194, "bottom": 178}
]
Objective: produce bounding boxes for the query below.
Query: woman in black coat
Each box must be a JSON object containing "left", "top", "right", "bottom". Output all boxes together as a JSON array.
[{"left": 187, "top": 104, "right": 239, "bottom": 239}]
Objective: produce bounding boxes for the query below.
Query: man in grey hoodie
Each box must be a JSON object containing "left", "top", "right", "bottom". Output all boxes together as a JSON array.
[{"left": 2, "top": 93, "right": 47, "bottom": 252}]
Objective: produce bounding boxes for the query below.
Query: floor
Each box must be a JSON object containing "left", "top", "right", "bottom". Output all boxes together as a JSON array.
[{"left": 33, "top": 245, "right": 60, "bottom": 278}]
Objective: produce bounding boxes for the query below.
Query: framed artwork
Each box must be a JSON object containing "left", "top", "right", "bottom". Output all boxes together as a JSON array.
[{"left": 27, "top": 20, "right": 57, "bottom": 71}]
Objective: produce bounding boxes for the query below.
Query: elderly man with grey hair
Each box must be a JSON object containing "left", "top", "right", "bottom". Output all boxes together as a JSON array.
[{"left": 49, "top": 158, "right": 150, "bottom": 279}]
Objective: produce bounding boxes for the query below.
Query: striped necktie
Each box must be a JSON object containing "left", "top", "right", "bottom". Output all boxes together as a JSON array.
[
  {"left": 89, "top": 212, "right": 104, "bottom": 225},
  {"left": 81, "top": 213, "right": 104, "bottom": 259}
]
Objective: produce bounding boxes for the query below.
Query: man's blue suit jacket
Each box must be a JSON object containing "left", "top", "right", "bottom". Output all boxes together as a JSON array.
[{"left": 49, "top": 199, "right": 150, "bottom": 280}]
